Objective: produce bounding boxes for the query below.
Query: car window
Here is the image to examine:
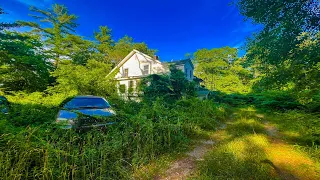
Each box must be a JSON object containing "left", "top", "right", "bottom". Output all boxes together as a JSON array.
[
  {"left": 0, "top": 99, "right": 7, "bottom": 105},
  {"left": 63, "top": 98, "right": 110, "bottom": 109}
]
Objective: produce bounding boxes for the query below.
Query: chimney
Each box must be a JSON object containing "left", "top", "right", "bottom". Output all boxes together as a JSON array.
[{"left": 154, "top": 55, "right": 159, "bottom": 60}]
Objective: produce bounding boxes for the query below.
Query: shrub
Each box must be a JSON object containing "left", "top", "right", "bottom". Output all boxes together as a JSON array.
[{"left": 0, "top": 92, "right": 228, "bottom": 179}]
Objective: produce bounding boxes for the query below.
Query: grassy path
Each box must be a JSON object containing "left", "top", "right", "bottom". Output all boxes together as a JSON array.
[{"left": 154, "top": 107, "right": 320, "bottom": 180}]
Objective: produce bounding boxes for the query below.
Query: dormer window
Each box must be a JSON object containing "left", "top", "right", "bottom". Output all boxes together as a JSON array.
[
  {"left": 124, "top": 68, "right": 129, "bottom": 78},
  {"left": 142, "top": 65, "right": 149, "bottom": 75}
]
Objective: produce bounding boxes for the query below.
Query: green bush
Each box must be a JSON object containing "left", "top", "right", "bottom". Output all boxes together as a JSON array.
[
  {"left": 210, "top": 90, "right": 304, "bottom": 111},
  {"left": 0, "top": 93, "right": 228, "bottom": 179}
]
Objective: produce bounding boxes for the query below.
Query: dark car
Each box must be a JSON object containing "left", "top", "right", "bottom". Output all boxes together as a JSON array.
[
  {"left": 0, "top": 96, "right": 9, "bottom": 115},
  {"left": 56, "top": 96, "right": 116, "bottom": 129}
]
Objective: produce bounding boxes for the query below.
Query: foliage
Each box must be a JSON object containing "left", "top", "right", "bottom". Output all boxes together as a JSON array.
[
  {"left": 0, "top": 7, "right": 18, "bottom": 30},
  {"left": 0, "top": 31, "right": 53, "bottom": 92},
  {"left": 50, "top": 59, "right": 116, "bottom": 96},
  {"left": 210, "top": 90, "right": 304, "bottom": 111},
  {"left": 0, "top": 92, "right": 228, "bottom": 179},
  {"left": 237, "top": 0, "right": 320, "bottom": 94},
  {"left": 196, "top": 107, "right": 320, "bottom": 180},
  {"left": 141, "top": 65, "right": 196, "bottom": 103},
  {"left": 194, "top": 47, "right": 253, "bottom": 93},
  {"left": 108, "top": 35, "right": 157, "bottom": 66},
  {"left": 18, "top": 4, "right": 78, "bottom": 65}
]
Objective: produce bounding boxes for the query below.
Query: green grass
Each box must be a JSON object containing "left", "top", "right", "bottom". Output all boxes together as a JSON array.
[
  {"left": 195, "top": 134, "right": 273, "bottom": 180},
  {"left": 193, "top": 107, "right": 320, "bottom": 180},
  {"left": 0, "top": 92, "right": 229, "bottom": 179}
]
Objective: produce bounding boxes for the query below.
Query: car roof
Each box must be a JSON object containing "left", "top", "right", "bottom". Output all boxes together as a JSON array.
[
  {"left": 73, "top": 95, "right": 104, "bottom": 99},
  {"left": 0, "top": 96, "right": 7, "bottom": 100}
]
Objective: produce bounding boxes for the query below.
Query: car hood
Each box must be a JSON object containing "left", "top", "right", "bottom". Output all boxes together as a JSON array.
[{"left": 57, "top": 108, "right": 115, "bottom": 119}]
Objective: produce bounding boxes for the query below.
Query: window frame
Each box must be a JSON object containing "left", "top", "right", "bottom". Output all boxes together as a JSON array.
[
  {"left": 124, "top": 68, "right": 129, "bottom": 78},
  {"left": 142, "top": 64, "right": 149, "bottom": 75}
]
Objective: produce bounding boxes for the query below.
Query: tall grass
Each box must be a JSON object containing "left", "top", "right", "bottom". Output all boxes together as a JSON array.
[{"left": 0, "top": 93, "right": 228, "bottom": 179}]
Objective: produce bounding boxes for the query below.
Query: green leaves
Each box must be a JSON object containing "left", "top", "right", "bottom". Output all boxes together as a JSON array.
[
  {"left": 141, "top": 66, "right": 196, "bottom": 103},
  {"left": 194, "top": 47, "right": 252, "bottom": 93},
  {"left": 238, "top": 0, "right": 320, "bottom": 93},
  {"left": 0, "top": 32, "right": 53, "bottom": 92},
  {"left": 50, "top": 60, "right": 116, "bottom": 96}
]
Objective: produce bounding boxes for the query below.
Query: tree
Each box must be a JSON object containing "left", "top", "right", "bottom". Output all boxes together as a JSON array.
[
  {"left": 237, "top": 0, "right": 320, "bottom": 93},
  {"left": 50, "top": 60, "right": 116, "bottom": 96},
  {"left": 0, "top": 32, "right": 53, "bottom": 92},
  {"left": 93, "top": 27, "right": 157, "bottom": 66},
  {"left": 110, "top": 36, "right": 157, "bottom": 65},
  {"left": 63, "top": 34, "right": 95, "bottom": 65},
  {"left": 193, "top": 47, "right": 252, "bottom": 93},
  {"left": 93, "top": 26, "right": 114, "bottom": 64},
  {"left": 18, "top": 4, "right": 78, "bottom": 65},
  {"left": 141, "top": 65, "right": 196, "bottom": 103},
  {"left": 0, "top": 7, "right": 18, "bottom": 30}
]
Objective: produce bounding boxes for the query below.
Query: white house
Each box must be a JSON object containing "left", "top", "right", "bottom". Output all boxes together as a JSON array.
[{"left": 108, "top": 49, "right": 195, "bottom": 96}]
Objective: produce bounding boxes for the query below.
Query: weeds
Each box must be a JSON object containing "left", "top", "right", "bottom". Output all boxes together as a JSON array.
[{"left": 0, "top": 93, "right": 228, "bottom": 179}]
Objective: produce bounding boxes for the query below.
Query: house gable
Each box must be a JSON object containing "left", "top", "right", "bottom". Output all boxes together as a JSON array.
[
  {"left": 163, "top": 59, "right": 194, "bottom": 81},
  {"left": 110, "top": 49, "right": 165, "bottom": 80}
]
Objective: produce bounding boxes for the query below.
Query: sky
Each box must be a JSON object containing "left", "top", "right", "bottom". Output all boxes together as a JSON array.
[{"left": 1, "top": 0, "right": 261, "bottom": 61}]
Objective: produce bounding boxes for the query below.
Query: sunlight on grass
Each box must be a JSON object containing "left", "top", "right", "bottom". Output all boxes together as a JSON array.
[
  {"left": 194, "top": 134, "right": 274, "bottom": 179},
  {"left": 267, "top": 143, "right": 320, "bottom": 180},
  {"left": 226, "top": 118, "right": 266, "bottom": 137},
  {"left": 194, "top": 107, "right": 320, "bottom": 179}
]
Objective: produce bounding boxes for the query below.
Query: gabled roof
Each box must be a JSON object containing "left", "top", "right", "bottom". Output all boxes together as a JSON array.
[
  {"left": 107, "top": 49, "right": 154, "bottom": 77},
  {"left": 163, "top": 59, "right": 194, "bottom": 69}
]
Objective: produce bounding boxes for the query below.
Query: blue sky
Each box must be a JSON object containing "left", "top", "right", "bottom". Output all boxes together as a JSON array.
[{"left": 1, "top": 0, "right": 260, "bottom": 60}]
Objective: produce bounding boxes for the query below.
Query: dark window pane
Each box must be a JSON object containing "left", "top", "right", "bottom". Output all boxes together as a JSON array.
[
  {"left": 124, "top": 69, "right": 129, "bottom": 77},
  {"left": 64, "top": 98, "right": 110, "bottom": 109},
  {"left": 143, "top": 65, "right": 149, "bottom": 75}
]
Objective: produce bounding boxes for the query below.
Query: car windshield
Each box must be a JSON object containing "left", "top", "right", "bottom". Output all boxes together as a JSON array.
[
  {"left": 63, "top": 97, "right": 110, "bottom": 109},
  {"left": 0, "top": 99, "right": 7, "bottom": 105}
]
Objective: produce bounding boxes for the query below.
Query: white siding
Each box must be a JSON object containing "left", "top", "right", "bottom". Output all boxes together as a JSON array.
[
  {"left": 115, "top": 53, "right": 165, "bottom": 79},
  {"left": 113, "top": 50, "right": 195, "bottom": 98}
]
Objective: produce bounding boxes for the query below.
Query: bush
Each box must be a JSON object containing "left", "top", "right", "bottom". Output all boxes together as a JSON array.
[
  {"left": 210, "top": 90, "right": 304, "bottom": 111},
  {"left": 0, "top": 93, "right": 228, "bottom": 179}
]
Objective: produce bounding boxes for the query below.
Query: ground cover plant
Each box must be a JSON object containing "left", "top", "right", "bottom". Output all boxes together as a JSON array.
[
  {"left": 0, "top": 90, "right": 229, "bottom": 179},
  {"left": 193, "top": 107, "right": 320, "bottom": 180},
  {"left": 1, "top": 0, "right": 319, "bottom": 179}
]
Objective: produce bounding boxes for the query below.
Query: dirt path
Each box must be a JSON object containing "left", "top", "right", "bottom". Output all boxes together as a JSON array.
[
  {"left": 155, "top": 140, "right": 215, "bottom": 180},
  {"left": 155, "top": 111, "right": 320, "bottom": 180}
]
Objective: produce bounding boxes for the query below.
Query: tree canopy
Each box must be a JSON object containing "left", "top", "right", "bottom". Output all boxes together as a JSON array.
[
  {"left": 237, "top": 0, "right": 320, "bottom": 94},
  {"left": 194, "top": 47, "right": 253, "bottom": 93}
]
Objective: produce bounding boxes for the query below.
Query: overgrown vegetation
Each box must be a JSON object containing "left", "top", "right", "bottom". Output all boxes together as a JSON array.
[
  {"left": 194, "top": 107, "right": 320, "bottom": 180},
  {"left": 0, "top": 91, "right": 229, "bottom": 179},
  {"left": 0, "top": 0, "right": 320, "bottom": 179}
]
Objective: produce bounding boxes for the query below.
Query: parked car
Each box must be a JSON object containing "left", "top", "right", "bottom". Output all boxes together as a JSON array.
[
  {"left": 0, "top": 96, "right": 9, "bottom": 115},
  {"left": 56, "top": 96, "right": 116, "bottom": 129}
]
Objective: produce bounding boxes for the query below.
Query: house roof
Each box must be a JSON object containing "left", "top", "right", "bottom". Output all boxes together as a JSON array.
[
  {"left": 107, "top": 49, "right": 155, "bottom": 77},
  {"left": 163, "top": 59, "right": 194, "bottom": 69}
]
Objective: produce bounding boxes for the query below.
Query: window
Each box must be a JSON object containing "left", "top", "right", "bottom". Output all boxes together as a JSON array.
[
  {"left": 128, "top": 80, "right": 134, "bottom": 93},
  {"left": 142, "top": 65, "right": 149, "bottom": 75},
  {"left": 63, "top": 97, "right": 110, "bottom": 109},
  {"left": 124, "top": 68, "right": 129, "bottom": 78},
  {"left": 119, "top": 84, "right": 126, "bottom": 93}
]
